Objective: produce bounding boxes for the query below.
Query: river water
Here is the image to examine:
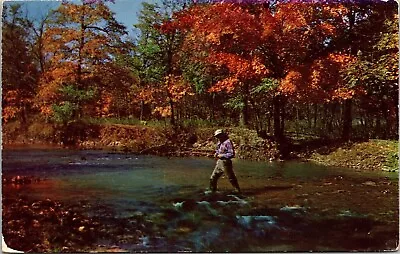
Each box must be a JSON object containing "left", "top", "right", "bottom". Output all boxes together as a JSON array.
[{"left": 2, "top": 149, "right": 398, "bottom": 252}]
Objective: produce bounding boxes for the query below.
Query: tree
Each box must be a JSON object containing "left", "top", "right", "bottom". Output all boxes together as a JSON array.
[
  {"left": 133, "top": 2, "right": 192, "bottom": 125},
  {"left": 161, "top": 3, "right": 269, "bottom": 127},
  {"left": 343, "top": 3, "right": 398, "bottom": 138},
  {"left": 2, "top": 4, "right": 38, "bottom": 124},
  {"left": 35, "top": 0, "right": 134, "bottom": 144},
  {"left": 165, "top": 1, "right": 360, "bottom": 139},
  {"left": 36, "top": 0, "right": 132, "bottom": 123}
]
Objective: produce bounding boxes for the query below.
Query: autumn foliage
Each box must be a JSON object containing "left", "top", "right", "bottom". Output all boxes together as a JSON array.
[{"left": 2, "top": 0, "right": 398, "bottom": 141}]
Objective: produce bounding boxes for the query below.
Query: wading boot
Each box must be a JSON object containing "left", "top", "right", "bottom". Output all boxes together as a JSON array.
[
  {"left": 209, "top": 179, "right": 217, "bottom": 193},
  {"left": 230, "top": 179, "right": 241, "bottom": 194}
]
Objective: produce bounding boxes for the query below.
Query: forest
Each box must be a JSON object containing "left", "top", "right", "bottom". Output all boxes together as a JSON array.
[{"left": 2, "top": 0, "right": 399, "bottom": 145}]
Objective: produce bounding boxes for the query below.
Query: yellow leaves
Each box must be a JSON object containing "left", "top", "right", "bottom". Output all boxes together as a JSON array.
[
  {"left": 319, "top": 23, "right": 336, "bottom": 35},
  {"left": 206, "top": 32, "right": 220, "bottom": 45},
  {"left": 164, "top": 74, "right": 194, "bottom": 102},
  {"left": 3, "top": 90, "right": 23, "bottom": 122},
  {"left": 322, "top": 4, "right": 349, "bottom": 18},
  {"left": 39, "top": 105, "right": 54, "bottom": 117},
  {"left": 153, "top": 106, "right": 172, "bottom": 118},
  {"left": 96, "top": 92, "right": 113, "bottom": 116},
  {"left": 137, "top": 75, "right": 193, "bottom": 119},
  {"left": 328, "top": 53, "right": 356, "bottom": 65},
  {"left": 332, "top": 88, "right": 355, "bottom": 101},
  {"left": 2, "top": 106, "right": 19, "bottom": 123}
]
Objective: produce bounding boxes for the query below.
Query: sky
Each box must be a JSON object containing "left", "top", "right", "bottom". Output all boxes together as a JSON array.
[{"left": 3, "top": 0, "right": 159, "bottom": 34}]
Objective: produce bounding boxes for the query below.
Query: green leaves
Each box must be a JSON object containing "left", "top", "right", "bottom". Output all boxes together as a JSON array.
[
  {"left": 51, "top": 102, "right": 78, "bottom": 123},
  {"left": 223, "top": 96, "right": 245, "bottom": 110},
  {"left": 59, "top": 84, "right": 96, "bottom": 103},
  {"left": 251, "top": 78, "right": 279, "bottom": 94}
]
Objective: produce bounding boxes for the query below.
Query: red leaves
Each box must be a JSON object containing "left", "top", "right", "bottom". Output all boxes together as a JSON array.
[
  {"left": 159, "top": 2, "right": 367, "bottom": 105},
  {"left": 162, "top": 3, "right": 263, "bottom": 52},
  {"left": 279, "top": 53, "right": 361, "bottom": 103}
]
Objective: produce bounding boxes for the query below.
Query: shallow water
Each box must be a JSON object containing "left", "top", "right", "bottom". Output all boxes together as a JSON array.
[{"left": 2, "top": 149, "right": 398, "bottom": 252}]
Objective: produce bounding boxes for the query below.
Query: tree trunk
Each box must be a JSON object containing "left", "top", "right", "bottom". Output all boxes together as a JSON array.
[
  {"left": 313, "top": 104, "right": 318, "bottom": 129},
  {"left": 240, "top": 100, "right": 249, "bottom": 128},
  {"left": 273, "top": 95, "right": 283, "bottom": 140},
  {"left": 280, "top": 98, "right": 285, "bottom": 137},
  {"left": 169, "top": 98, "right": 175, "bottom": 126},
  {"left": 307, "top": 104, "right": 312, "bottom": 130},
  {"left": 240, "top": 86, "right": 250, "bottom": 128},
  {"left": 140, "top": 101, "right": 144, "bottom": 121},
  {"left": 396, "top": 104, "right": 399, "bottom": 138},
  {"left": 381, "top": 102, "right": 388, "bottom": 139},
  {"left": 342, "top": 99, "right": 352, "bottom": 141},
  {"left": 327, "top": 103, "right": 335, "bottom": 134}
]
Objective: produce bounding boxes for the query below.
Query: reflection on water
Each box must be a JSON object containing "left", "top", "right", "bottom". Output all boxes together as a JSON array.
[{"left": 2, "top": 149, "right": 398, "bottom": 252}]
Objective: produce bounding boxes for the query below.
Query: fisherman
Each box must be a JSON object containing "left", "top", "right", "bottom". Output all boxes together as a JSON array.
[{"left": 209, "top": 129, "right": 241, "bottom": 193}]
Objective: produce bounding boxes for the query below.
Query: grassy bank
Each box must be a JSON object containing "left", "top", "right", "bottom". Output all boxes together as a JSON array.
[
  {"left": 3, "top": 120, "right": 398, "bottom": 171},
  {"left": 308, "top": 140, "right": 399, "bottom": 172}
]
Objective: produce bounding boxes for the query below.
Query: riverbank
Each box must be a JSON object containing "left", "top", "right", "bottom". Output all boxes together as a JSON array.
[
  {"left": 308, "top": 139, "right": 399, "bottom": 172},
  {"left": 3, "top": 121, "right": 398, "bottom": 171}
]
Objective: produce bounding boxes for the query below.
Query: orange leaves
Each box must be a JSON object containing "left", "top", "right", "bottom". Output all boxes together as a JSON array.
[
  {"left": 164, "top": 2, "right": 353, "bottom": 97},
  {"left": 35, "top": 65, "right": 76, "bottom": 115},
  {"left": 279, "top": 70, "right": 303, "bottom": 96},
  {"left": 2, "top": 106, "right": 19, "bottom": 123},
  {"left": 207, "top": 53, "right": 268, "bottom": 93},
  {"left": 209, "top": 77, "right": 240, "bottom": 93},
  {"left": 153, "top": 106, "right": 172, "bottom": 118},
  {"left": 259, "top": 10, "right": 276, "bottom": 39},
  {"left": 331, "top": 87, "right": 356, "bottom": 101},
  {"left": 279, "top": 53, "right": 361, "bottom": 103},
  {"left": 318, "top": 23, "right": 336, "bottom": 35},
  {"left": 322, "top": 4, "right": 349, "bottom": 19},
  {"left": 37, "top": 1, "right": 131, "bottom": 120},
  {"left": 2, "top": 90, "right": 28, "bottom": 122},
  {"left": 165, "top": 3, "right": 263, "bottom": 52},
  {"left": 96, "top": 92, "right": 113, "bottom": 116},
  {"left": 161, "top": 1, "right": 362, "bottom": 106},
  {"left": 275, "top": 3, "right": 308, "bottom": 32},
  {"left": 137, "top": 87, "right": 157, "bottom": 104},
  {"left": 327, "top": 53, "right": 356, "bottom": 65},
  {"left": 137, "top": 75, "right": 194, "bottom": 118},
  {"left": 164, "top": 74, "right": 194, "bottom": 103}
]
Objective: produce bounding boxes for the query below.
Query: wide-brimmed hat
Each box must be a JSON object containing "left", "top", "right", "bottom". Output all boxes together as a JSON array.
[{"left": 214, "top": 129, "right": 224, "bottom": 137}]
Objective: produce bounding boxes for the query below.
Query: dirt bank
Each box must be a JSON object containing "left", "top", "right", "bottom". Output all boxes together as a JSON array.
[{"left": 3, "top": 122, "right": 280, "bottom": 161}]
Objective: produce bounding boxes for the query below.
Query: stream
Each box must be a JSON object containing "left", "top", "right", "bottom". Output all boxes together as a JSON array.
[{"left": 2, "top": 149, "right": 398, "bottom": 252}]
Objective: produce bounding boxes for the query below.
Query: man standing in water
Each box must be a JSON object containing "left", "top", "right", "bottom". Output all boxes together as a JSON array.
[{"left": 209, "top": 129, "right": 241, "bottom": 193}]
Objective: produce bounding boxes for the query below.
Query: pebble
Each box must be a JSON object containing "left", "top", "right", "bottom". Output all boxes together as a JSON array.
[{"left": 362, "top": 181, "right": 377, "bottom": 186}]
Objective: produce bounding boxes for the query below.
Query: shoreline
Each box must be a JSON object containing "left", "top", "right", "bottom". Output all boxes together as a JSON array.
[{"left": 2, "top": 138, "right": 398, "bottom": 173}]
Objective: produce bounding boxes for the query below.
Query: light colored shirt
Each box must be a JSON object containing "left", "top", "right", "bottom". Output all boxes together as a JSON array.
[{"left": 216, "top": 139, "right": 235, "bottom": 159}]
